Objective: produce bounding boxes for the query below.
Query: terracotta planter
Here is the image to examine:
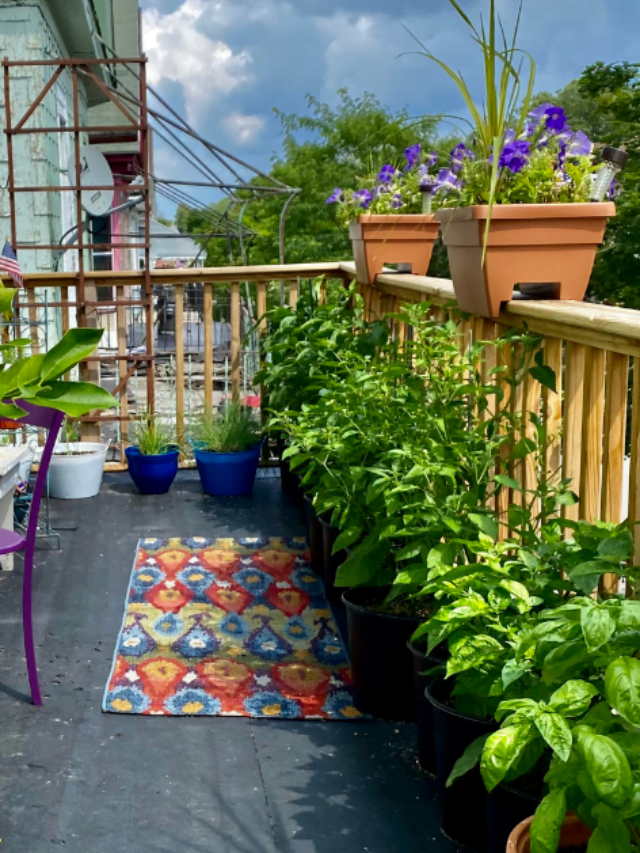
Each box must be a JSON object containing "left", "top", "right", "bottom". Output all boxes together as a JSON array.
[
  {"left": 507, "top": 813, "right": 592, "bottom": 853},
  {"left": 435, "top": 203, "right": 615, "bottom": 319},
  {"left": 349, "top": 214, "right": 440, "bottom": 284}
]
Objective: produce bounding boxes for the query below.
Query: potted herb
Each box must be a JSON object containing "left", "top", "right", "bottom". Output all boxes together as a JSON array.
[
  {"left": 46, "top": 417, "right": 110, "bottom": 500},
  {"left": 125, "top": 415, "right": 180, "bottom": 495},
  {"left": 191, "top": 402, "right": 263, "bottom": 497},
  {"left": 327, "top": 147, "right": 455, "bottom": 284},
  {"left": 416, "top": 0, "right": 621, "bottom": 318},
  {"left": 444, "top": 522, "right": 638, "bottom": 853}
]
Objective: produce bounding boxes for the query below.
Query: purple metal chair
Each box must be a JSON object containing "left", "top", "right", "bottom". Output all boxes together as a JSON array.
[{"left": 0, "top": 402, "right": 64, "bottom": 705}]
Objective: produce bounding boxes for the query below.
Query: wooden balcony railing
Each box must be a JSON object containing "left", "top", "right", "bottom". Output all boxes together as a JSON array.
[{"left": 5, "top": 262, "right": 640, "bottom": 554}]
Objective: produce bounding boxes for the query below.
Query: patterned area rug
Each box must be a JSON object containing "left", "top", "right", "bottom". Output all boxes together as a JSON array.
[{"left": 103, "top": 537, "right": 362, "bottom": 720}]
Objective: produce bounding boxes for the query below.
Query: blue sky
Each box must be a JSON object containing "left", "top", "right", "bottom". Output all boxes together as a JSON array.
[{"left": 141, "top": 0, "right": 640, "bottom": 214}]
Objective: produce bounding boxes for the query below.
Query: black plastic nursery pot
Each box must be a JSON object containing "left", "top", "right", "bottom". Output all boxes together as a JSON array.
[
  {"left": 426, "top": 679, "right": 496, "bottom": 853},
  {"left": 303, "top": 494, "right": 324, "bottom": 575},
  {"left": 408, "top": 639, "right": 447, "bottom": 776},
  {"left": 342, "top": 587, "right": 420, "bottom": 721},
  {"left": 486, "top": 780, "right": 542, "bottom": 853},
  {"left": 318, "top": 517, "right": 345, "bottom": 602}
]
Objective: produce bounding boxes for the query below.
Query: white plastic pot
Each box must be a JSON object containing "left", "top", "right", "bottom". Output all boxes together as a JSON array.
[{"left": 45, "top": 441, "right": 110, "bottom": 499}]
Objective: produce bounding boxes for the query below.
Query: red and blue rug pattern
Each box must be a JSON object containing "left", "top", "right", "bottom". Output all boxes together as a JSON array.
[{"left": 103, "top": 537, "right": 362, "bottom": 720}]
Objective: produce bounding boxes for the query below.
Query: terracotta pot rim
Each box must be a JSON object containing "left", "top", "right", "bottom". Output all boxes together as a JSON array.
[
  {"left": 357, "top": 213, "right": 436, "bottom": 223},
  {"left": 506, "top": 812, "right": 591, "bottom": 853},
  {"left": 435, "top": 202, "right": 615, "bottom": 222}
]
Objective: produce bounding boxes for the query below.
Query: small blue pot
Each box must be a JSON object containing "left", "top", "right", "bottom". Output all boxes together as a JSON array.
[
  {"left": 194, "top": 442, "right": 262, "bottom": 496},
  {"left": 125, "top": 446, "right": 180, "bottom": 495}
]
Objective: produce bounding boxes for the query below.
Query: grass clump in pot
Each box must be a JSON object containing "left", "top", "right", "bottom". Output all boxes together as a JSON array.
[
  {"left": 193, "top": 403, "right": 262, "bottom": 453},
  {"left": 132, "top": 414, "right": 177, "bottom": 456}
]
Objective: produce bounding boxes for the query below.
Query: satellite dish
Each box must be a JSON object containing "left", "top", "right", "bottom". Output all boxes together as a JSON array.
[{"left": 66, "top": 145, "right": 114, "bottom": 217}]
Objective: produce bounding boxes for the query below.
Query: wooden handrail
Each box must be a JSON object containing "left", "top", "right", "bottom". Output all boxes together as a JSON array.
[{"left": 7, "top": 260, "right": 640, "bottom": 562}]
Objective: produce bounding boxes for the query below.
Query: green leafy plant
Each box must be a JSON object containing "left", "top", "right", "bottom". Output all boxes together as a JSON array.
[
  {"left": 131, "top": 414, "right": 177, "bottom": 456},
  {"left": 0, "top": 283, "right": 115, "bottom": 420},
  {"left": 193, "top": 403, "right": 262, "bottom": 453},
  {"left": 474, "top": 662, "right": 640, "bottom": 853}
]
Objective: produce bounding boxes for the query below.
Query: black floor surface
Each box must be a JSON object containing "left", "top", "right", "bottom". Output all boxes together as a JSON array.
[{"left": 0, "top": 474, "right": 462, "bottom": 853}]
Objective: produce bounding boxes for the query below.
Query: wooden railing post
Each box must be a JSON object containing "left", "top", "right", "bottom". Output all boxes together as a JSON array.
[
  {"left": 563, "top": 342, "right": 586, "bottom": 523},
  {"left": 175, "top": 284, "right": 185, "bottom": 442},
  {"left": 231, "top": 281, "right": 241, "bottom": 402},
  {"left": 203, "top": 283, "right": 213, "bottom": 415}
]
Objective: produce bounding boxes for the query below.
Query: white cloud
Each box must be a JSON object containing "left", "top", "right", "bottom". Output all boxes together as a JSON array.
[
  {"left": 223, "top": 112, "right": 266, "bottom": 145},
  {"left": 142, "top": 0, "right": 253, "bottom": 125}
]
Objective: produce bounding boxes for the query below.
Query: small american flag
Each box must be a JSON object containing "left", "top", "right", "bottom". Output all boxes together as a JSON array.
[{"left": 0, "top": 241, "right": 23, "bottom": 287}]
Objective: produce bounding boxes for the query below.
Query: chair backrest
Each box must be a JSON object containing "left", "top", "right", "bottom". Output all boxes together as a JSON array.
[{"left": 12, "top": 401, "right": 65, "bottom": 547}]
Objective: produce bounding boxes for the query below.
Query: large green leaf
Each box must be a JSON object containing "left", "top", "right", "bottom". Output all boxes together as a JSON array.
[
  {"left": 40, "top": 328, "right": 104, "bottom": 382},
  {"left": 588, "top": 823, "right": 631, "bottom": 853},
  {"left": 480, "top": 723, "right": 535, "bottom": 792},
  {"left": 569, "top": 560, "right": 619, "bottom": 595},
  {"left": 332, "top": 526, "right": 362, "bottom": 554},
  {"left": 605, "top": 657, "right": 640, "bottom": 727},
  {"left": 549, "top": 681, "right": 598, "bottom": 717},
  {"left": 446, "top": 634, "right": 503, "bottom": 676},
  {"left": 25, "top": 381, "right": 116, "bottom": 417},
  {"left": 542, "top": 640, "right": 590, "bottom": 685},
  {"left": 581, "top": 606, "right": 616, "bottom": 652},
  {"left": 530, "top": 789, "right": 567, "bottom": 853},
  {"left": 446, "top": 733, "right": 489, "bottom": 788},
  {"left": 535, "top": 711, "right": 572, "bottom": 762},
  {"left": 468, "top": 512, "right": 498, "bottom": 540},
  {"left": 0, "top": 285, "right": 17, "bottom": 314},
  {"left": 577, "top": 730, "right": 634, "bottom": 810},
  {"left": 618, "top": 600, "right": 640, "bottom": 630}
]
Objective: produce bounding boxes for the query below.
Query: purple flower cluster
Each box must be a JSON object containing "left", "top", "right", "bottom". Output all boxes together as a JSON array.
[
  {"left": 433, "top": 168, "right": 461, "bottom": 193},
  {"left": 326, "top": 188, "right": 342, "bottom": 204},
  {"left": 405, "top": 143, "right": 421, "bottom": 170},
  {"left": 353, "top": 189, "right": 374, "bottom": 209},
  {"left": 498, "top": 139, "right": 531, "bottom": 174},
  {"left": 450, "top": 143, "right": 474, "bottom": 173},
  {"left": 379, "top": 164, "right": 396, "bottom": 183}
]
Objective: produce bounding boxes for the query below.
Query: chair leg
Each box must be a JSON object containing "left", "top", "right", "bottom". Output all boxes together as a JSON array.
[{"left": 22, "top": 550, "right": 42, "bottom": 706}]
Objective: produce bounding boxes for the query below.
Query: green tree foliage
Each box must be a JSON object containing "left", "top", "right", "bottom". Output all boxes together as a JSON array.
[{"left": 173, "top": 90, "right": 442, "bottom": 268}]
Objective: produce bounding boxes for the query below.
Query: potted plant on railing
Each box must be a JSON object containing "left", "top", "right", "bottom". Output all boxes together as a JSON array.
[
  {"left": 191, "top": 402, "right": 263, "bottom": 497},
  {"left": 45, "top": 417, "right": 110, "bottom": 500},
  {"left": 326, "top": 147, "right": 457, "bottom": 284},
  {"left": 125, "top": 414, "right": 180, "bottom": 495},
  {"left": 412, "top": 0, "right": 625, "bottom": 318}
]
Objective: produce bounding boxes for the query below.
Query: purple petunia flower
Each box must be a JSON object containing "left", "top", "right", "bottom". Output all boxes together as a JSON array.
[
  {"left": 424, "top": 151, "right": 438, "bottom": 168},
  {"left": 391, "top": 192, "right": 403, "bottom": 209},
  {"left": 527, "top": 102, "right": 554, "bottom": 125},
  {"left": 405, "top": 143, "right": 421, "bottom": 170},
  {"left": 433, "top": 168, "right": 461, "bottom": 193},
  {"left": 498, "top": 139, "right": 531, "bottom": 174},
  {"left": 420, "top": 171, "right": 435, "bottom": 188},
  {"left": 379, "top": 164, "right": 395, "bottom": 183},
  {"left": 566, "top": 130, "right": 592, "bottom": 158},
  {"left": 326, "top": 188, "right": 343, "bottom": 204},
  {"left": 353, "top": 188, "right": 373, "bottom": 209},
  {"left": 608, "top": 178, "right": 617, "bottom": 200},
  {"left": 450, "top": 143, "right": 474, "bottom": 173},
  {"left": 544, "top": 106, "right": 567, "bottom": 132}
]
